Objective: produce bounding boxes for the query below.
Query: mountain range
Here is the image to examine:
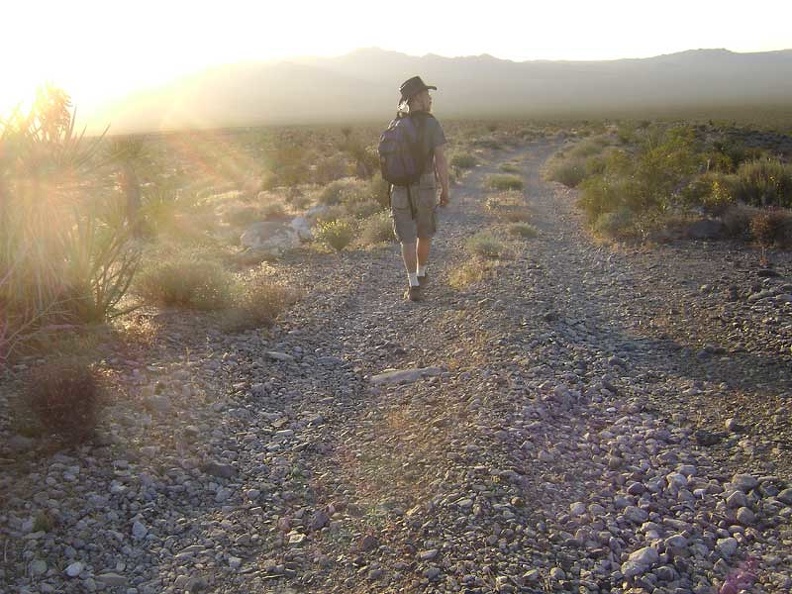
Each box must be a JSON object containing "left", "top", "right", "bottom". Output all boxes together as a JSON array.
[{"left": 90, "top": 47, "right": 792, "bottom": 133}]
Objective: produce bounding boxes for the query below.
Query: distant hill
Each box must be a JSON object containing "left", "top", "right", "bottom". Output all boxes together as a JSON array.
[{"left": 90, "top": 48, "right": 792, "bottom": 133}]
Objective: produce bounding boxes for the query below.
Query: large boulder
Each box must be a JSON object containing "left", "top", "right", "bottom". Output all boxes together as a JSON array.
[{"left": 240, "top": 221, "right": 300, "bottom": 258}]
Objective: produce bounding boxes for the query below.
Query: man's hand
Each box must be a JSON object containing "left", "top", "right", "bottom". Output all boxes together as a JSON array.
[{"left": 439, "top": 188, "right": 450, "bottom": 207}]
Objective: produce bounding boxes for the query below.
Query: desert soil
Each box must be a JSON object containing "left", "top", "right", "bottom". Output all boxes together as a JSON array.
[{"left": 1, "top": 136, "right": 791, "bottom": 593}]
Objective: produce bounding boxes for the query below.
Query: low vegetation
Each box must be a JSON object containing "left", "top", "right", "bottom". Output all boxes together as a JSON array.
[
  {"left": 545, "top": 121, "right": 792, "bottom": 245},
  {"left": 2, "top": 86, "right": 791, "bottom": 449}
]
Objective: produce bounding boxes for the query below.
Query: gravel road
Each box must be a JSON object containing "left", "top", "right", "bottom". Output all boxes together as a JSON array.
[{"left": 1, "top": 136, "right": 791, "bottom": 593}]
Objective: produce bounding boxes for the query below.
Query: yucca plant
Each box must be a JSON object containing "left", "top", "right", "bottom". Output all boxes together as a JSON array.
[{"left": 0, "top": 86, "right": 138, "bottom": 364}]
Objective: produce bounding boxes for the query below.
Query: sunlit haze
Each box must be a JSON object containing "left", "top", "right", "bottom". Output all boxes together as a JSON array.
[{"left": 2, "top": 0, "right": 790, "bottom": 120}]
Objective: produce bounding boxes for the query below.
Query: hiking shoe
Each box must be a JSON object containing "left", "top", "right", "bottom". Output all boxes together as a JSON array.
[
  {"left": 417, "top": 272, "right": 428, "bottom": 287},
  {"left": 404, "top": 285, "right": 422, "bottom": 302}
]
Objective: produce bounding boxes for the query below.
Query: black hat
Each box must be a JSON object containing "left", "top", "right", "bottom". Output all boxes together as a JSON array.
[{"left": 399, "top": 76, "right": 437, "bottom": 102}]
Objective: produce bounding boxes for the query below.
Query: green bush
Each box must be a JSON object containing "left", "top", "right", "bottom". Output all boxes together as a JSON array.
[
  {"left": 314, "top": 218, "right": 356, "bottom": 252},
  {"left": 544, "top": 157, "right": 587, "bottom": 187},
  {"left": 317, "top": 177, "right": 369, "bottom": 206},
  {"left": 450, "top": 152, "right": 478, "bottom": 169},
  {"left": 466, "top": 231, "right": 508, "bottom": 259},
  {"left": 732, "top": 158, "right": 792, "bottom": 208},
  {"left": 23, "top": 358, "right": 105, "bottom": 444},
  {"left": 359, "top": 211, "right": 394, "bottom": 246},
  {"left": 592, "top": 209, "right": 639, "bottom": 240},
  {"left": 135, "top": 258, "right": 233, "bottom": 309},
  {"left": 485, "top": 174, "right": 524, "bottom": 191}
]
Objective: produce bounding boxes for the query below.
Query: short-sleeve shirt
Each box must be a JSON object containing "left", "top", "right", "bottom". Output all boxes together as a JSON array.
[{"left": 412, "top": 112, "right": 446, "bottom": 172}]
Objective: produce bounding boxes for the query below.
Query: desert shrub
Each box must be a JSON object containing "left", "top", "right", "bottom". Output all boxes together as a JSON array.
[
  {"left": 732, "top": 158, "right": 792, "bottom": 208},
  {"left": 23, "top": 358, "right": 104, "bottom": 444},
  {"left": 450, "top": 152, "right": 478, "bottom": 169},
  {"left": 749, "top": 209, "right": 792, "bottom": 248},
  {"left": 721, "top": 204, "right": 759, "bottom": 239},
  {"left": 485, "top": 191, "right": 532, "bottom": 223},
  {"left": 449, "top": 259, "right": 494, "bottom": 289},
  {"left": 135, "top": 257, "right": 233, "bottom": 309},
  {"left": 507, "top": 222, "right": 538, "bottom": 239},
  {"left": 466, "top": 231, "right": 509, "bottom": 259},
  {"left": 592, "top": 209, "right": 639, "bottom": 240},
  {"left": 314, "top": 218, "right": 356, "bottom": 252},
  {"left": 317, "top": 177, "right": 369, "bottom": 206},
  {"left": 485, "top": 174, "right": 524, "bottom": 191},
  {"left": 499, "top": 162, "right": 521, "bottom": 174},
  {"left": 359, "top": 211, "right": 394, "bottom": 246},
  {"left": 312, "top": 152, "right": 352, "bottom": 184},
  {"left": 368, "top": 175, "right": 391, "bottom": 209},
  {"left": 0, "top": 86, "right": 142, "bottom": 355},
  {"left": 578, "top": 173, "right": 639, "bottom": 223},
  {"left": 681, "top": 173, "right": 737, "bottom": 215},
  {"left": 221, "top": 282, "right": 299, "bottom": 332},
  {"left": 545, "top": 157, "right": 587, "bottom": 187}
]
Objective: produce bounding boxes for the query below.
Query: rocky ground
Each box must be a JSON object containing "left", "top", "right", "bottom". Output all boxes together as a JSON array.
[{"left": 1, "top": 137, "right": 791, "bottom": 594}]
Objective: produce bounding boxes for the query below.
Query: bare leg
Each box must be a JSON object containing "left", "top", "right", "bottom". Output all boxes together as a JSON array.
[
  {"left": 401, "top": 242, "right": 418, "bottom": 277},
  {"left": 416, "top": 237, "right": 431, "bottom": 269}
]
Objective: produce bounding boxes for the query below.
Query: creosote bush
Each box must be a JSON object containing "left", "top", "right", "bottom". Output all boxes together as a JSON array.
[
  {"left": 314, "top": 219, "right": 356, "bottom": 252},
  {"left": 24, "top": 358, "right": 105, "bottom": 444},
  {"left": 135, "top": 258, "right": 233, "bottom": 310}
]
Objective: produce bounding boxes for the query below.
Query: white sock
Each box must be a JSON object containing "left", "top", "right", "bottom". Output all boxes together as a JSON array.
[
  {"left": 417, "top": 265, "right": 427, "bottom": 277},
  {"left": 408, "top": 273, "right": 419, "bottom": 287}
]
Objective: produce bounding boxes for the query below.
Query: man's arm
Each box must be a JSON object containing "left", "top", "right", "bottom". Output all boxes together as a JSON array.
[{"left": 434, "top": 144, "right": 450, "bottom": 206}]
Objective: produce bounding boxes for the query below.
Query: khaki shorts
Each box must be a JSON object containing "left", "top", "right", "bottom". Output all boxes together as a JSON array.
[{"left": 390, "top": 174, "right": 438, "bottom": 243}]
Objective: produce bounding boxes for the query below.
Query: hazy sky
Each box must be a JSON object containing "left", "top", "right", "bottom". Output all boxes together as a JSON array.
[{"left": 2, "top": 0, "right": 790, "bottom": 115}]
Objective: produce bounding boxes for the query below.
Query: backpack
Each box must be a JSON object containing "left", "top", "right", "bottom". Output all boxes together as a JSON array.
[{"left": 377, "top": 113, "right": 431, "bottom": 186}]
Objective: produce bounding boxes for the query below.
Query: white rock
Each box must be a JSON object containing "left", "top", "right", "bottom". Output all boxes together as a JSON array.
[{"left": 65, "top": 561, "right": 83, "bottom": 577}]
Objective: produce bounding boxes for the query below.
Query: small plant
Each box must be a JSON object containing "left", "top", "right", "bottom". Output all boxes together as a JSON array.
[
  {"left": 592, "top": 209, "right": 638, "bottom": 240},
  {"left": 135, "top": 257, "right": 233, "bottom": 309},
  {"left": 449, "top": 259, "right": 493, "bottom": 289},
  {"left": 733, "top": 158, "right": 792, "bottom": 208},
  {"left": 498, "top": 162, "right": 521, "bottom": 174},
  {"left": 24, "top": 358, "right": 104, "bottom": 444},
  {"left": 466, "top": 231, "right": 508, "bottom": 259},
  {"left": 507, "top": 222, "right": 538, "bottom": 239},
  {"left": 317, "top": 178, "right": 369, "bottom": 206},
  {"left": 359, "top": 211, "right": 395, "bottom": 247},
  {"left": 485, "top": 174, "right": 524, "bottom": 191},
  {"left": 221, "top": 282, "right": 299, "bottom": 333},
  {"left": 314, "top": 219, "right": 356, "bottom": 252},
  {"left": 485, "top": 191, "right": 532, "bottom": 223},
  {"left": 450, "top": 152, "right": 478, "bottom": 169}
]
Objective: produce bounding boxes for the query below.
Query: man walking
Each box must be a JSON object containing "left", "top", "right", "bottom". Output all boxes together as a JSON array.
[{"left": 390, "top": 76, "right": 449, "bottom": 302}]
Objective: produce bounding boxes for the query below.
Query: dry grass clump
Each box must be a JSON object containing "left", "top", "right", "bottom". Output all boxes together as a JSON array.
[
  {"left": 465, "top": 231, "right": 511, "bottom": 260},
  {"left": 220, "top": 282, "right": 300, "bottom": 333},
  {"left": 22, "top": 358, "right": 106, "bottom": 444},
  {"left": 485, "top": 191, "right": 532, "bottom": 223},
  {"left": 485, "top": 174, "right": 524, "bottom": 192},
  {"left": 507, "top": 222, "right": 539, "bottom": 239},
  {"left": 448, "top": 259, "right": 496, "bottom": 289},
  {"left": 134, "top": 256, "right": 234, "bottom": 310}
]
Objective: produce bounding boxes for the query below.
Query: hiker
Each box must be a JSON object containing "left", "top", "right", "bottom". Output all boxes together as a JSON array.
[{"left": 389, "top": 76, "right": 449, "bottom": 302}]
